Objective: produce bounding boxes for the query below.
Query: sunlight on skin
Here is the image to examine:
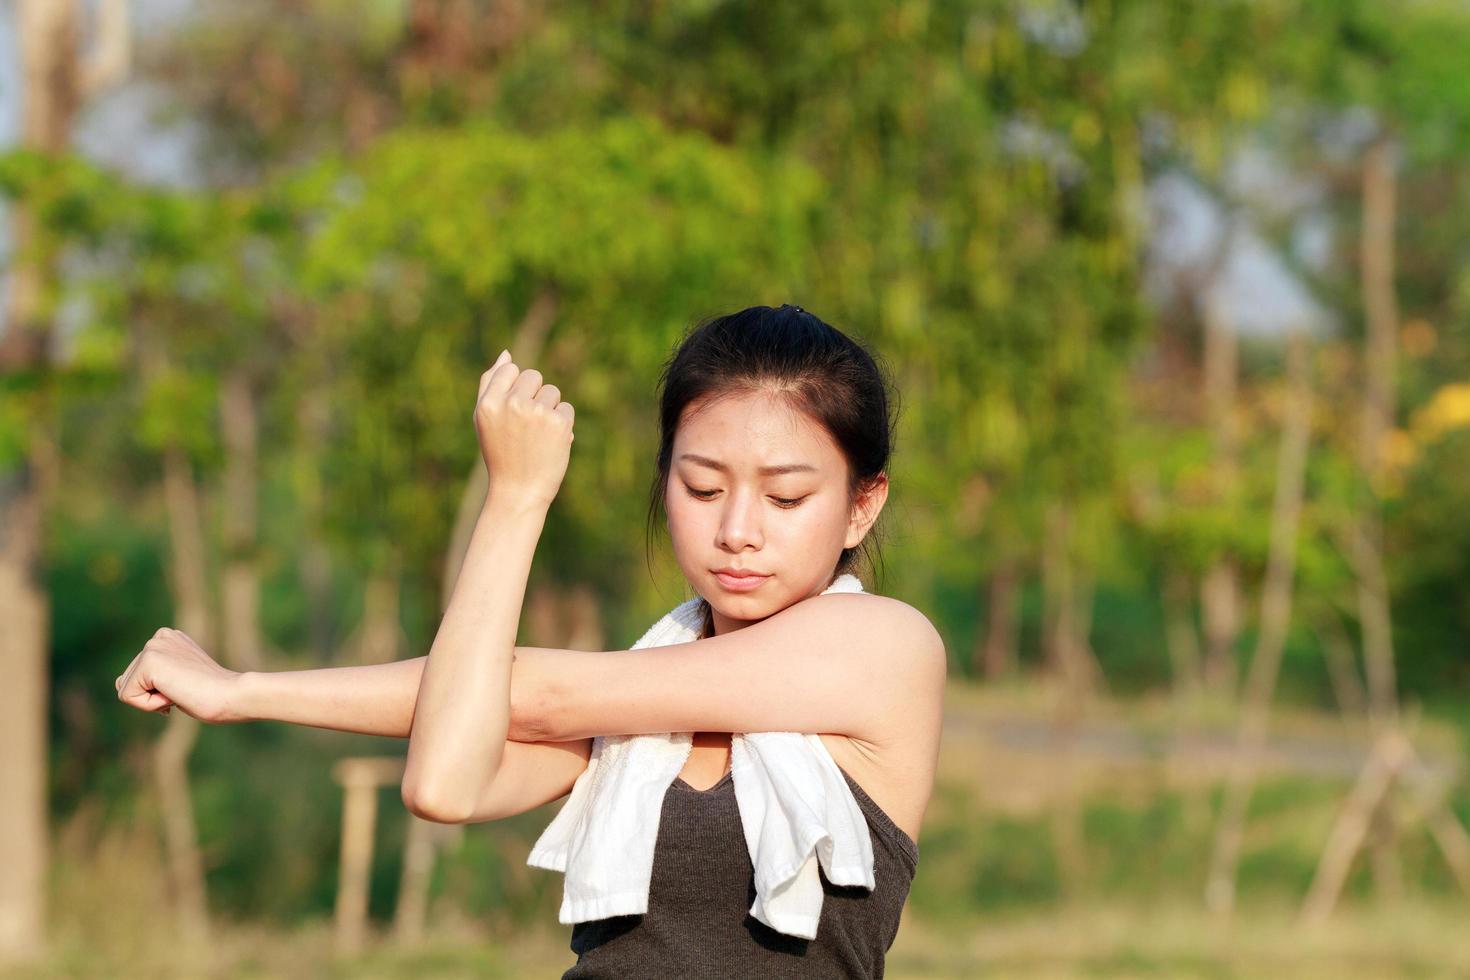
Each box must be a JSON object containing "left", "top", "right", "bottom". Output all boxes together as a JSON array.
[{"left": 663, "top": 390, "right": 887, "bottom": 638}]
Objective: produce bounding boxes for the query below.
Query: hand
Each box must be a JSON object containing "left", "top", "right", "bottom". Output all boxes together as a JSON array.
[
  {"left": 115, "top": 628, "right": 244, "bottom": 724},
  {"left": 474, "top": 349, "right": 576, "bottom": 507}
]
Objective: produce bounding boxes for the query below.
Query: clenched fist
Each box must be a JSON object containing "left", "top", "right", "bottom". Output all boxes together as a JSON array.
[
  {"left": 474, "top": 349, "right": 576, "bottom": 508},
  {"left": 115, "top": 627, "right": 243, "bottom": 724}
]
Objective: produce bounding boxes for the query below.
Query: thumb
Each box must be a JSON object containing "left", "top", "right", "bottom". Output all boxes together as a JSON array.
[
  {"left": 142, "top": 690, "right": 174, "bottom": 713},
  {"left": 120, "top": 661, "right": 170, "bottom": 712}
]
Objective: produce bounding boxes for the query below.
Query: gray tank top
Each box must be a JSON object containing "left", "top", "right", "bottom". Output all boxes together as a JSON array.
[{"left": 561, "top": 765, "right": 919, "bottom": 979}]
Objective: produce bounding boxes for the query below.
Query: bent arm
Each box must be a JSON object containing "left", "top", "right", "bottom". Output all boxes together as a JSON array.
[{"left": 400, "top": 493, "right": 548, "bottom": 822}]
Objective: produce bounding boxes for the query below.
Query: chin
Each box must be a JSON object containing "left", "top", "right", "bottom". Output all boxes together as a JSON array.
[{"left": 705, "top": 588, "right": 774, "bottom": 616}]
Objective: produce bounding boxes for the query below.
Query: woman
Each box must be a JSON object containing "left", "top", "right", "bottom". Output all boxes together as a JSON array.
[{"left": 117, "top": 304, "right": 946, "bottom": 977}]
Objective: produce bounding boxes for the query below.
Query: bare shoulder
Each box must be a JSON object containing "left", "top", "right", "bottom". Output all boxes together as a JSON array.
[
  {"left": 804, "top": 592, "right": 948, "bottom": 690},
  {"left": 812, "top": 593, "right": 946, "bottom": 843}
]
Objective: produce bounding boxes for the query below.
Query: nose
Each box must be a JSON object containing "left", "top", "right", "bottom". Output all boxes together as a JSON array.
[{"left": 715, "top": 486, "right": 764, "bottom": 553}]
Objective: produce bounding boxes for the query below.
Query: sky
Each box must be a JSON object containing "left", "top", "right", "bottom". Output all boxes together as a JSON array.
[{"left": 0, "top": 0, "right": 204, "bottom": 333}]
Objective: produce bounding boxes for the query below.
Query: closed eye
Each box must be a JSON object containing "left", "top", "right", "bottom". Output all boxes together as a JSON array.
[{"left": 683, "top": 486, "right": 808, "bottom": 508}]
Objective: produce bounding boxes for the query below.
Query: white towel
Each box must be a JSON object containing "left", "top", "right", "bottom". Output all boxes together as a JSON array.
[{"left": 525, "top": 572, "right": 876, "bottom": 940}]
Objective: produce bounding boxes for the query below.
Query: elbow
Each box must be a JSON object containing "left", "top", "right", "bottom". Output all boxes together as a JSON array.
[
  {"left": 400, "top": 777, "right": 475, "bottom": 825},
  {"left": 509, "top": 652, "right": 562, "bottom": 741}
]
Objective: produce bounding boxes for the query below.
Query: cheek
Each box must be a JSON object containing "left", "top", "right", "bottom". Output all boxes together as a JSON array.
[
  {"left": 802, "top": 497, "right": 851, "bottom": 535},
  {"left": 664, "top": 490, "right": 702, "bottom": 541},
  {"left": 773, "top": 504, "right": 847, "bottom": 558}
]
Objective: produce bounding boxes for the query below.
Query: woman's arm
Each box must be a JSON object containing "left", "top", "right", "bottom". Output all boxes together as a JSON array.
[
  {"left": 512, "top": 593, "right": 947, "bottom": 746},
  {"left": 399, "top": 493, "right": 550, "bottom": 822},
  {"left": 118, "top": 623, "right": 586, "bottom": 826},
  {"left": 227, "top": 653, "right": 543, "bottom": 741},
  {"left": 399, "top": 350, "right": 574, "bottom": 823},
  {"left": 123, "top": 591, "right": 941, "bottom": 755}
]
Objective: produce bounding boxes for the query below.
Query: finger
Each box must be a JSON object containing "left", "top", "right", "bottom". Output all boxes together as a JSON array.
[
  {"left": 554, "top": 401, "right": 575, "bottom": 427},
  {"left": 118, "top": 645, "right": 165, "bottom": 706},
  {"left": 170, "top": 629, "right": 205, "bottom": 655},
  {"left": 142, "top": 690, "right": 173, "bottom": 713},
  {"left": 484, "top": 355, "right": 521, "bottom": 400},
  {"left": 478, "top": 350, "right": 511, "bottom": 402},
  {"left": 508, "top": 368, "right": 544, "bottom": 400},
  {"left": 532, "top": 383, "right": 561, "bottom": 408},
  {"left": 117, "top": 649, "right": 148, "bottom": 701},
  {"left": 119, "top": 659, "right": 152, "bottom": 703}
]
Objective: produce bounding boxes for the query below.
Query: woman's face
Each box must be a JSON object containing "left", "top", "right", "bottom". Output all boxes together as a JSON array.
[{"left": 664, "top": 390, "right": 887, "bottom": 636}]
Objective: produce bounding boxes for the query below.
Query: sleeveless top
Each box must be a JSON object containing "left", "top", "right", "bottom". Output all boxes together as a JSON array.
[{"left": 561, "top": 765, "right": 920, "bottom": 979}]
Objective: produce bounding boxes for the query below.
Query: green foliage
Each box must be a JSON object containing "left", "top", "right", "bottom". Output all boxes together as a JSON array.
[{"left": 13, "top": 0, "right": 1470, "bottom": 943}]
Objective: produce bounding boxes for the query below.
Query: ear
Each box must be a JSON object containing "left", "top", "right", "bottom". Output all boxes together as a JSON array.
[{"left": 843, "top": 472, "right": 889, "bottom": 550}]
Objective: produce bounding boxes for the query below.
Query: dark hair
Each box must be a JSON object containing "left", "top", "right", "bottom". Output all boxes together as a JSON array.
[{"left": 643, "top": 304, "right": 899, "bottom": 638}]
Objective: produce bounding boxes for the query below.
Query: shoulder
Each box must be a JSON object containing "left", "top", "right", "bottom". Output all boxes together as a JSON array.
[{"left": 800, "top": 592, "right": 947, "bottom": 691}]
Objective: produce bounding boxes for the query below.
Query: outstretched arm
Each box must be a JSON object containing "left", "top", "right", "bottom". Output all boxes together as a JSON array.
[{"left": 225, "top": 652, "right": 543, "bottom": 740}]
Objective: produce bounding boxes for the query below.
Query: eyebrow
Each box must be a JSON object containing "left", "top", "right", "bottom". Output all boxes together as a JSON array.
[{"left": 677, "top": 453, "right": 818, "bottom": 476}]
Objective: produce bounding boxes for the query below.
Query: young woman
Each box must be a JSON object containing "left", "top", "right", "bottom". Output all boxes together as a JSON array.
[{"left": 116, "top": 304, "right": 946, "bottom": 977}]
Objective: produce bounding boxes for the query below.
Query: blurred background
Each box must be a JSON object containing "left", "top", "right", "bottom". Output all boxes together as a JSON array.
[{"left": 3, "top": 1, "right": 1470, "bottom": 977}]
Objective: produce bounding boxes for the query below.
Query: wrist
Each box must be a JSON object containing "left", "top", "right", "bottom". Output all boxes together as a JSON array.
[
  {"left": 483, "top": 487, "right": 555, "bottom": 518},
  {"left": 224, "top": 670, "right": 261, "bottom": 724}
]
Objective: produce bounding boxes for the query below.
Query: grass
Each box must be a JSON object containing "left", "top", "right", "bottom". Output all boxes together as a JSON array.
[{"left": 9, "top": 680, "right": 1470, "bottom": 978}]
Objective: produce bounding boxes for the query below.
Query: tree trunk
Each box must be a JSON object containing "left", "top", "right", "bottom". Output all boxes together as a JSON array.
[
  {"left": 525, "top": 580, "right": 606, "bottom": 651},
  {"left": 1204, "top": 330, "right": 1315, "bottom": 916},
  {"left": 977, "top": 560, "right": 1020, "bottom": 679},
  {"left": 219, "top": 369, "right": 266, "bottom": 672},
  {"left": 1314, "top": 606, "right": 1366, "bottom": 721},
  {"left": 0, "top": 466, "right": 50, "bottom": 962},
  {"left": 1354, "top": 135, "right": 1400, "bottom": 728},
  {"left": 347, "top": 553, "right": 405, "bottom": 665},
  {"left": 0, "top": 0, "right": 129, "bottom": 961},
  {"left": 1199, "top": 238, "right": 1242, "bottom": 699},
  {"left": 133, "top": 316, "right": 214, "bottom": 945},
  {"left": 1040, "top": 503, "right": 1071, "bottom": 683},
  {"left": 294, "top": 388, "right": 336, "bottom": 662},
  {"left": 1042, "top": 501, "right": 1088, "bottom": 900},
  {"left": 1348, "top": 132, "right": 1404, "bottom": 898},
  {"left": 1163, "top": 569, "right": 1203, "bottom": 696},
  {"left": 154, "top": 398, "right": 216, "bottom": 945},
  {"left": 1299, "top": 731, "right": 1407, "bottom": 924}
]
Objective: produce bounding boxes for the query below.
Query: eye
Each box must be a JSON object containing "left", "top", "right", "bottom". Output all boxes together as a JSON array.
[
  {"left": 684, "top": 486, "right": 719, "bottom": 500},
  {"left": 771, "top": 496, "right": 807, "bottom": 508}
]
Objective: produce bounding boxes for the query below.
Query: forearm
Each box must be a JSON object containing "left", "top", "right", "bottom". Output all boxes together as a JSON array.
[
  {"left": 230, "top": 653, "right": 545, "bottom": 739},
  {"left": 232, "top": 657, "right": 426, "bottom": 737},
  {"left": 402, "top": 492, "right": 547, "bottom": 818}
]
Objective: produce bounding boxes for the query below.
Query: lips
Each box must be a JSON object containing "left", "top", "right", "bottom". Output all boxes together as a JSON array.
[{"left": 712, "top": 568, "right": 771, "bottom": 592}]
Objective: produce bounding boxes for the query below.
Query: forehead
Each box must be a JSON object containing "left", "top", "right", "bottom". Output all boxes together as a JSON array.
[{"left": 673, "top": 391, "right": 841, "bottom": 468}]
